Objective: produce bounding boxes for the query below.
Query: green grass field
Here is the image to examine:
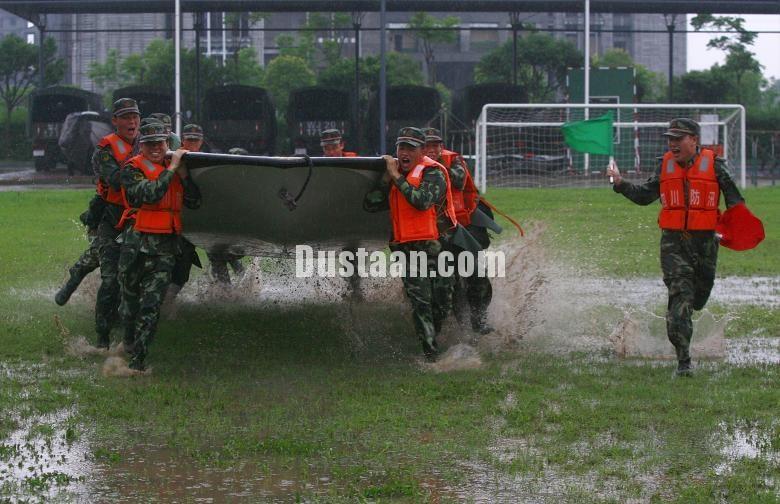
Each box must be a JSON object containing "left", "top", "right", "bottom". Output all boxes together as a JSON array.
[{"left": 1, "top": 188, "right": 778, "bottom": 502}]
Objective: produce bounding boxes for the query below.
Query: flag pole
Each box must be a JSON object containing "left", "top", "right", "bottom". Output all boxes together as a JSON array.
[{"left": 583, "top": 0, "right": 590, "bottom": 175}]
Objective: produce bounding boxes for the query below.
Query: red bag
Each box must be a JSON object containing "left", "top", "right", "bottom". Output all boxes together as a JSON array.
[{"left": 716, "top": 202, "right": 765, "bottom": 251}]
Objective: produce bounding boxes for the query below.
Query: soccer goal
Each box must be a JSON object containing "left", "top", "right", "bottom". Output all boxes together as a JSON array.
[{"left": 474, "top": 103, "right": 746, "bottom": 190}]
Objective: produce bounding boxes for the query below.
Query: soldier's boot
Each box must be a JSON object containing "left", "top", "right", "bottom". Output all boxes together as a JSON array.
[
  {"left": 54, "top": 269, "right": 86, "bottom": 306},
  {"left": 161, "top": 284, "right": 182, "bottom": 319},
  {"left": 471, "top": 310, "right": 494, "bottom": 335},
  {"left": 122, "top": 324, "right": 136, "bottom": 356},
  {"left": 421, "top": 338, "right": 439, "bottom": 363},
  {"left": 675, "top": 358, "right": 693, "bottom": 377},
  {"left": 96, "top": 332, "right": 110, "bottom": 350}
]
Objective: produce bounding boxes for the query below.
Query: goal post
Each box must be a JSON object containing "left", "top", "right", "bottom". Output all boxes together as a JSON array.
[{"left": 474, "top": 103, "right": 746, "bottom": 191}]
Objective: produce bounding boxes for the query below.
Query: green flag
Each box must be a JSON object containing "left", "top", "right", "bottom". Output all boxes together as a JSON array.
[{"left": 562, "top": 111, "right": 614, "bottom": 155}]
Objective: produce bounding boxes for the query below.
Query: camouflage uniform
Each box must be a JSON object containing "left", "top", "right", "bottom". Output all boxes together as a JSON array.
[
  {"left": 118, "top": 123, "right": 201, "bottom": 370},
  {"left": 169, "top": 124, "right": 206, "bottom": 291},
  {"left": 364, "top": 127, "right": 456, "bottom": 359},
  {"left": 614, "top": 144, "right": 743, "bottom": 366},
  {"left": 424, "top": 128, "right": 493, "bottom": 334},
  {"left": 54, "top": 194, "right": 106, "bottom": 305},
  {"left": 205, "top": 146, "right": 247, "bottom": 285},
  {"left": 92, "top": 100, "right": 140, "bottom": 348},
  {"left": 149, "top": 113, "right": 181, "bottom": 150}
]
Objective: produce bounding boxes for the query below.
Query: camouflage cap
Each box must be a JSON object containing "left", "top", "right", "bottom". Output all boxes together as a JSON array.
[
  {"left": 319, "top": 129, "right": 343, "bottom": 146},
  {"left": 228, "top": 147, "right": 249, "bottom": 155},
  {"left": 140, "top": 116, "right": 163, "bottom": 127},
  {"left": 422, "top": 127, "right": 443, "bottom": 143},
  {"left": 663, "top": 118, "right": 700, "bottom": 138},
  {"left": 395, "top": 127, "right": 425, "bottom": 147},
  {"left": 139, "top": 122, "right": 168, "bottom": 143},
  {"left": 112, "top": 98, "right": 140, "bottom": 118},
  {"left": 182, "top": 123, "right": 204, "bottom": 140},
  {"left": 149, "top": 113, "right": 172, "bottom": 128}
]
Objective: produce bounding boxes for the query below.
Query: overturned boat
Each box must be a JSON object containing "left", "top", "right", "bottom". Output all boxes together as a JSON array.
[{"left": 181, "top": 152, "right": 391, "bottom": 256}]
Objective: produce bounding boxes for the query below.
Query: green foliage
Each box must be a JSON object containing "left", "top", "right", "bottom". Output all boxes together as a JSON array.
[
  {"left": 222, "top": 47, "right": 265, "bottom": 86},
  {"left": 317, "top": 52, "right": 424, "bottom": 100},
  {"left": 408, "top": 12, "right": 460, "bottom": 85},
  {"left": 474, "top": 33, "right": 582, "bottom": 102},
  {"left": 0, "top": 107, "right": 32, "bottom": 159},
  {"left": 0, "top": 35, "right": 64, "bottom": 158},
  {"left": 262, "top": 55, "right": 316, "bottom": 117},
  {"left": 591, "top": 49, "right": 665, "bottom": 103},
  {"left": 689, "top": 14, "right": 764, "bottom": 105}
]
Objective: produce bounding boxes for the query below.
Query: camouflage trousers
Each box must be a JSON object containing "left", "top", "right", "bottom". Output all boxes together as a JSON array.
[
  {"left": 660, "top": 230, "right": 719, "bottom": 362},
  {"left": 392, "top": 242, "right": 454, "bottom": 347},
  {"left": 453, "top": 274, "right": 493, "bottom": 330},
  {"left": 171, "top": 238, "right": 198, "bottom": 288},
  {"left": 94, "top": 220, "right": 122, "bottom": 344},
  {"left": 65, "top": 231, "right": 101, "bottom": 289},
  {"left": 118, "top": 247, "right": 176, "bottom": 370},
  {"left": 207, "top": 252, "right": 245, "bottom": 284}
]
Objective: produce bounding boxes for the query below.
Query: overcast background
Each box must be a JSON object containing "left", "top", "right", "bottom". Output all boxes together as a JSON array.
[{"left": 687, "top": 14, "right": 779, "bottom": 81}]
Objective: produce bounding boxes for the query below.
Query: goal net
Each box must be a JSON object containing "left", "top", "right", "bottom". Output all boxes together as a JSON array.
[{"left": 474, "top": 104, "right": 746, "bottom": 190}]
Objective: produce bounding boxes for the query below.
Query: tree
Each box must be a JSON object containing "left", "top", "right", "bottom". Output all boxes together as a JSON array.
[
  {"left": 0, "top": 35, "right": 64, "bottom": 149},
  {"left": 592, "top": 49, "right": 665, "bottom": 103},
  {"left": 263, "top": 55, "right": 316, "bottom": 117},
  {"left": 223, "top": 47, "right": 265, "bottom": 86},
  {"left": 408, "top": 12, "right": 460, "bottom": 86},
  {"left": 474, "top": 33, "right": 581, "bottom": 102},
  {"left": 691, "top": 14, "right": 764, "bottom": 104},
  {"left": 318, "top": 52, "right": 424, "bottom": 100}
]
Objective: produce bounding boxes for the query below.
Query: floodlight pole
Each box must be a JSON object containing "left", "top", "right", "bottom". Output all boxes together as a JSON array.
[
  {"left": 664, "top": 14, "right": 677, "bottom": 102},
  {"left": 36, "top": 15, "right": 47, "bottom": 88},
  {"left": 174, "top": 0, "right": 182, "bottom": 134},
  {"left": 509, "top": 11, "right": 521, "bottom": 86},
  {"left": 379, "top": 0, "right": 387, "bottom": 154},
  {"left": 352, "top": 11, "right": 364, "bottom": 152},
  {"left": 194, "top": 13, "right": 203, "bottom": 123},
  {"left": 584, "top": 0, "right": 590, "bottom": 174}
]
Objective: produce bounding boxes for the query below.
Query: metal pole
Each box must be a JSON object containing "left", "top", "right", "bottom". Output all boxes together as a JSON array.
[
  {"left": 174, "top": 0, "right": 181, "bottom": 134},
  {"left": 353, "top": 15, "right": 361, "bottom": 152},
  {"left": 195, "top": 13, "right": 202, "bottom": 123},
  {"left": 379, "top": 0, "right": 387, "bottom": 154},
  {"left": 665, "top": 15, "right": 676, "bottom": 102},
  {"left": 512, "top": 25, "right": 518, "bottom": 86},
  {"left": 37, "top": 16, "right": 47, "bottom": 88},
  {"left": 584, "top": 0, "right": 590, "bottom": 174}
]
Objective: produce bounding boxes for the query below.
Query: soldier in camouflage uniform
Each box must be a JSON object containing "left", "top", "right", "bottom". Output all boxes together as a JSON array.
[
  {"left": 163, "top": 124, "right": 206, "bottom": 312},
  {"left": 423, "top": 127, "right": 494, "bottom": 335},
  {"left": 363, "top": 127, "right": 459, "bottom": 361},
  {"left": 54, "top": 194, "right": 106, "bottom": 305},
  {"left": 91, "top": 98, "right": 141, "bottom": 348},
  {"left": 149, "top": 113, "right": 182, "bottom": 150},
  {"left": 118, "top": 122, "right": 201, "bottom": 371},
  {"left": 205, "top": 146, "right": 246, "bottom": 285},
  {"left": 607, "top": 118, "right": 744, "bottom": 376}
]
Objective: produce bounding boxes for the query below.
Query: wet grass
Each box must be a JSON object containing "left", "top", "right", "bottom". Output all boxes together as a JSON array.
[
  {"left": 1, "top": 189, "right": 779, "bottom": 502},
  {"left": 486, "top": 186, "right": 780, "bottom": 277}
]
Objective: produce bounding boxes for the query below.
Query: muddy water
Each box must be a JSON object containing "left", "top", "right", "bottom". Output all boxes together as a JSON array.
[
  {"left": 0, "top": 408, "right": 94, "bottom": 501},
  {"left": 85, "top": 443, "right": 340, "bottom": 502}
]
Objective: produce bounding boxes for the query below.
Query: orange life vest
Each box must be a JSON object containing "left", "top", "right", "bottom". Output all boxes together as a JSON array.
[
  {"left": 96, "top": 133, "right": 134, "bottom": 206},
  {"left": 389, "top": 156, "right": 458, "bottom": 244},
  {"left": 342, "top": 151, "right": 358, "bottom": 157},
  {"left": 440, "top": 149, "right": 479, "bottom": 226},
  {"left": 658, "top": 149, "right": 720, "bottom": 231},
  {"left": 122, "top": 155, "right": 184, "bottom": 235}
]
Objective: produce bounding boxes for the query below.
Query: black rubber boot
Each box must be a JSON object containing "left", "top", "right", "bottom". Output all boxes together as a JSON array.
[
  {"left": 675, "top": 358, "right": 693, "bottom": 377},
  {"left": 54, "top": 272, "right": 84, "bottom": 306}
]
